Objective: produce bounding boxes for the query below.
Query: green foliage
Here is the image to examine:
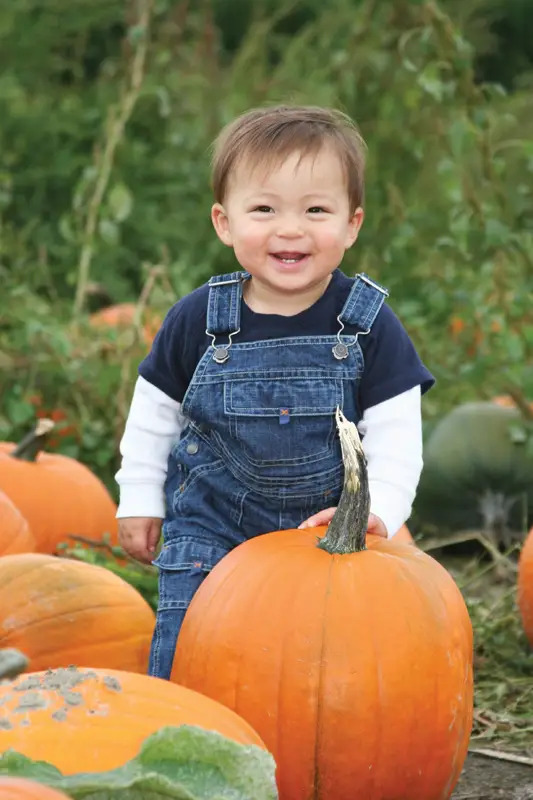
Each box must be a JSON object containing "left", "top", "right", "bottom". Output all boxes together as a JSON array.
[
  {"left": 0, "top": 725, "right": 278, "bottom": 799},
  {"left": 453, "top": 559, "right": 533, "bottom": 754},
  {"left": 0, "top": 0, "right": 532, "bottom": 492},
  {"left": 60, "top": 539, "right": 159, "bottom": 610}
]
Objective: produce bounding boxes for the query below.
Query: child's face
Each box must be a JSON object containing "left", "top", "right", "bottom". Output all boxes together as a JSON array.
[{"left": 211, "top": 147, "right": 363, "bottom": 307}]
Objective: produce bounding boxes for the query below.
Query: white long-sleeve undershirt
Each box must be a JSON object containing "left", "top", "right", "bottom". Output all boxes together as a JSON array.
[{"left": 115, "top": 376, "right": 423, "bottom": 538}]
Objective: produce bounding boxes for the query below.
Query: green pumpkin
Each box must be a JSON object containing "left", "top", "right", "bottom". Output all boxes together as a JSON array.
[{"left": 415, "top": 402, "right": 533, "bottom": 542}]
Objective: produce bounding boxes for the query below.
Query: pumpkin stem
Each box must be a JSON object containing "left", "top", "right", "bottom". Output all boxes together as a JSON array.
[
  {"left": 0, "top": 648, "right": 28, "bottom": 681},
  {"left": 11, "top": 418, "right": 55, "bottom": 462},
  {"left": 318, "top": 408, "right": 370, "bottom": 555}
]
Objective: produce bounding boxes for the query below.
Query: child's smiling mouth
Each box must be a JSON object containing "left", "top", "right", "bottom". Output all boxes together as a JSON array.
[{"left": 270, "top": 251, "right": 309, "bottom": 264}]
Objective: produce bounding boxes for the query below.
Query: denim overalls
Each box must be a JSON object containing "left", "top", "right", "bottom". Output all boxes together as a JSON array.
[{"left": 149, "top": 271, "right": 388, "bottom": 678}]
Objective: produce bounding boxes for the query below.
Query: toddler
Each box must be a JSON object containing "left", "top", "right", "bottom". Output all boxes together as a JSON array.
[{"left": 116, "top": 105, "right": 434, "bottom": 680}]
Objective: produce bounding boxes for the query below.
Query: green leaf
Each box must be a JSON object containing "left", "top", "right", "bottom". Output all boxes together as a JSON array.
[
  {"left": 417, "top": 64, "right": 443, "bottom": 102},
  {"left": 0, "top": 725, "right": 279, "bottom": 800},
  {"left": 98, "top": 218, "right": 120, "bottom": 245},
  {"left": 108, "top": 183, "right": 134, "bottom": 223},
  {"left": 0, "top": 752, "right": 62, "bottom": 783},
  {"left": 5, "top": 396, "right": 35, "bottom": 426},
  {"left": 59, "top": 213, "right": 78, "bottom": 243}
]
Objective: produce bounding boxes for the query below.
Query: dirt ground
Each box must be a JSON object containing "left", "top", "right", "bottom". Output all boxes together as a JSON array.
[{"left": 452, "top": 753, "right": 533, "bottom": 799}]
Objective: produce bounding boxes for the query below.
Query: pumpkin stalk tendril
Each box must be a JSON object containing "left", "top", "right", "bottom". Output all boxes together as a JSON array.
[{"left": 318, "top": 408, "right": 370, "bottom": 555}]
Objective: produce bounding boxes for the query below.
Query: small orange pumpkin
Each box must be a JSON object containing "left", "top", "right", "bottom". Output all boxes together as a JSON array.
[
  {"left": 518, "top": 526, "right": 533, "bottom": 646},
  {"left": 0, "top": 666, "right": 265, "bottom": 774},
  {"left": 492, "top": 394, "right": 533, "bottom": 414},
  {"left": 0, "top": 419, "right": 118, "bottom": 553},
  {"left": 0, "top": 778, "right": 70, "bottom": 799},
  {"left": 89, "top": 302, "right": 161, "bottom": 346},
  {"left": 0, "top": 491, "right": 35, "bottom": 556},
  {"left": 172, "top": 411, "right": 473, "bottom": 800},
  {"left": 0, "top": 553, "right": 155, "bottom": 673}
]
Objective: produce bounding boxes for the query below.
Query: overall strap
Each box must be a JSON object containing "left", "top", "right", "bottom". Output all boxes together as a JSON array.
[
  {"left": 206, "top": 271, "right": 249, "bottom": 335},
  {"left": 339, "top": 272, "right": 389, "bottom": 331}
]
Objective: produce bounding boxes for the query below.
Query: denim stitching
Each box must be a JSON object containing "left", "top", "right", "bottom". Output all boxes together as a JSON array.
[{"left": 172, "top": 460, "right": 226, "bottom": 511}]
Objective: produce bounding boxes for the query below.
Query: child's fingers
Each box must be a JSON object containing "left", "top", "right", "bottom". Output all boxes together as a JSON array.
[
  {"left": 366, "top": 513, "right": 388, "bottom": 538},
  {"left": 298, "top": 506, "right": 337, "bottom": 529},
  {"left": 119, "top": 528, "right": 152, "bottom": 563}
]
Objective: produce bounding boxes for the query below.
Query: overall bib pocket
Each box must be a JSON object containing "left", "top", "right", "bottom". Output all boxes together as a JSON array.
[{"left": 224, "top": 378, "right": 343, "bottom": 467}]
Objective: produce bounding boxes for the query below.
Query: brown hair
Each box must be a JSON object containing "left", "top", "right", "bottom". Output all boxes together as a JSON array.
[{"left": 211, "top": 105, "right": 366, "bottom": 211}]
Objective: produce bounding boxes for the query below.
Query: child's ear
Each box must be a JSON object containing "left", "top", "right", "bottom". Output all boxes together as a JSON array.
[
  {"left": 345, "top": 206, "right": 364, "bottom": 248},
  {"left": 211, "top": 203, "right": 233, "bottom": 246}
]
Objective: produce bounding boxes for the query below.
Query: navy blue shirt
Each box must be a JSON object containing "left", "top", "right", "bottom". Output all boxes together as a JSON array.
[{"left": 139, "top": 269, "right": 434, "bottom": 410}]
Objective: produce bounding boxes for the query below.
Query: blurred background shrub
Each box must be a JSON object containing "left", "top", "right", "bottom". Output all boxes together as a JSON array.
[{"left": 0, "top": 0, "right": 531, "bottom": 492}]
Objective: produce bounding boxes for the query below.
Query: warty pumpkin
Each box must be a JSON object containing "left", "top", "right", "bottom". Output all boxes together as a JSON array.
[
  {"left": 518, "top": 526, "right": 533, "bottom": 646},
  {"left": 0, "top": 553, "right": 155, "bottom": 673},
  {"left": 0, "top": 778, "right": 70, "bottom": 800},
  {"left": 0, "top": 666, "right": 265, "bottom": 774},
  {"left": 0, "top": 419, "right": 118, "bottom": 554},
  {"left": 0, "top": 491, "right": 35, "bottom": 556},
  {"left": 172, "top": 410, "right": 474, "bottom": 800}
]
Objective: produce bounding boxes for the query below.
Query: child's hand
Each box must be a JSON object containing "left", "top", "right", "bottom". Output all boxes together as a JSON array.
[
  {"left": 298, "top": 509, "right": 388, "bottom": 538},
  {"left": 118, "top": 517, "right": 162, "bottom": 564},
  {"left": 366, "top": 513, "right": 388, "bottom": 538},
  {"left": 298, "top": 507, "right": 337, "bottom": 529}
]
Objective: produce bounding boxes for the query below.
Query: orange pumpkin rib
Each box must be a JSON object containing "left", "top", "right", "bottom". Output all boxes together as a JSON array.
[
  {"left": 0, "top": 777, "right": 70, "bottom": 799},
  {"left": 0, "top": 443, "right": 118, "bottom": 554},
  {"left": 0, "top": 553, "right": 155, "bottom": 674},
  {"left": 518, "top": 526, "right": 533, "bottom": 646},
  {"left": 0, "top": 491, "right": 35, "bottom": 556},
  {"left": 0, "top": 667, "right": 265, "bottom": 774}
]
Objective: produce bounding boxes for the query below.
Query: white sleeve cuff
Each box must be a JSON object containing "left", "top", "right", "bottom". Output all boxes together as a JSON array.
[
  {"left": 358, "top": 386, "right": 424, "bottom": 538},
  {"left": 117, "top": 483, "right": 167, "bottom": 519},
  {"left": 368, "top": 484, "right": 413, "bottom": 540}
]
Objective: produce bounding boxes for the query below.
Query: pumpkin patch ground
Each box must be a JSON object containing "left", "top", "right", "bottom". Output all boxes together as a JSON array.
[
  {"left": 441, "top": 548, "right": 533, "bottom": 799},
  {"left": 453, "top": 754, "right": 533, "bottom": 800}
]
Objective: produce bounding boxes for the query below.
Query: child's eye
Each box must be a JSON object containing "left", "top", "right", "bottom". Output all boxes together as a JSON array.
[
  {"left": 252, "top": 205, "right": 273, "bottom": 213},
  {"left": 307, "top": 206, "right": 327, "bottom": 214}
]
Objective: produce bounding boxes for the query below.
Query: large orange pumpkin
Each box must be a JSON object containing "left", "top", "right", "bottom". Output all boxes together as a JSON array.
[
  {"left": 0, "top": 666, "right": 265, "bottom": 774},
  {"left": 393, "top": 523, "right": 414, "bottom": 544},
  {"left": 0, "top": 778, "right": 70, "bottom": 800},
  {"left": 0, "top": 491, "right": 35, "bottom": 556},
  {"left": 0, "top": 420, "right": 118, "bottom": 553},
  {"left": 0, "top": 553, "right": 155, "bottom": 673},
  {"left": 172, "top": 411, "right": 473, "bottom": 800},
  {"left": 518, "top": 526, "right": 533, "bottom": 646}
]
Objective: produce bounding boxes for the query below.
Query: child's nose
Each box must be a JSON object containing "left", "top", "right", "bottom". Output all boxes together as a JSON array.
[{"left": 276, "top": 215, "right": 303, "bottom": 237}]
